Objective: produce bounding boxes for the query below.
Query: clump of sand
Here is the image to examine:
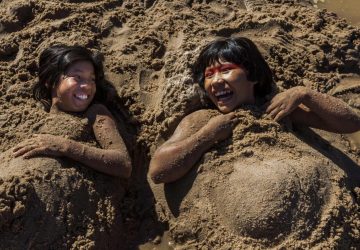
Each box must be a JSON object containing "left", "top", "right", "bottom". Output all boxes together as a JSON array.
[{"left": 0, "top": 0, "right": 359, "bottom": 248}]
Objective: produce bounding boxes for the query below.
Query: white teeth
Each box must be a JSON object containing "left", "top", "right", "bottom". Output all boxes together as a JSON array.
[
  {"left": 215, "top": 90, "right": 232, "bottom": 97},
  {"left": 75, "top": 94, "right": 88, "bottom": 100}
]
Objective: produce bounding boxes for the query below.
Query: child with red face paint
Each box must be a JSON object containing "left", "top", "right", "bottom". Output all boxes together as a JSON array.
[
  {"left": 149, "top": 37, "right": 360, "bottom": 184},
  {"left": 12, "top": 45, "right": 131, "bottom": 177}
]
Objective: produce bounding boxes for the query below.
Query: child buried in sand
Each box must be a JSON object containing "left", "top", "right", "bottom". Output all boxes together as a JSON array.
[
  {"left": 12, "top": 45, "right": 131, "bottom": 177},
  {"left": 149, "top": 37, "right": 360, "bottom": 184}
]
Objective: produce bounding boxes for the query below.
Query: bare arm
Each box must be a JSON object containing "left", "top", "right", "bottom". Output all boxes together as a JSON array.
[
  {"left": 266, "top": 86, "right": 360, "bottom": 133},
  {"left": 149, "top": 110, "right": 238, "bottom": 184},
  {"left": 13, "top": 104, "right": 131, "bottom": 178}
]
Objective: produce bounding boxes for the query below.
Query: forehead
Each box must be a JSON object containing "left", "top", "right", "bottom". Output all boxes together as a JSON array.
[
  {"left": 67, "top": 60, "right": 95, "bottom": 74},
  {"left": 205, "top": 59, "right": 237, "bottom": 70}
]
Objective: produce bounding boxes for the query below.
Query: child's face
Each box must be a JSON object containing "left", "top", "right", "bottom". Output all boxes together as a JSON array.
[
  {"left": 204, "top": 59, "right": 256, "bottom": 113},
  {"left": 51, "top": 60, "right": 96, "bottom": 112}
]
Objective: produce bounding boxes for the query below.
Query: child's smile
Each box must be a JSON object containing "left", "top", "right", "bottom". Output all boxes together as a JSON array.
[
  {"left": 51, "top": 60, "right": 96, "bottom": 112},
  {"left": 204, "top": 60, "right": 256, "bottom": 113}
]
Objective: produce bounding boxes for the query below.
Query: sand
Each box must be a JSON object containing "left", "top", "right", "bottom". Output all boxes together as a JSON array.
[{"left": 0, "top": 0, "right": 359, "bottom": 249}]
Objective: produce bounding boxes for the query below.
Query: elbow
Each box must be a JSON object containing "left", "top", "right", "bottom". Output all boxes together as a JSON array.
[
  {"left": 148, "top": 163, "right": 165, "bottom": 184},
  {"left": 148, "top": 160, "right": 171, "bottom": 184},
  {"left": 148, "top": 146, "right": 184, "bottom": 184},
  {"left": 150, "top": 175, "right": 163, "bottom": 184}
]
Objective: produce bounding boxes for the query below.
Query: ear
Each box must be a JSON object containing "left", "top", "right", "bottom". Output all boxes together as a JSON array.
[{"left": 45, "top": 82, "right": 50, "bottom": 89}]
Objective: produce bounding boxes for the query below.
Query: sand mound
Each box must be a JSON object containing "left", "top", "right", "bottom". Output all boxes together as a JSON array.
[
  {"left": 151, "top": 109, "right": 360, "bottom": 248},
  {"left": 0, "top": 152, "right": 124, "bottom": 249},
  {"left": 0, "top": 0, "right": 359, "bottom": 248},
  {"left": 215, "top": 155, "right": 328, "bottom": 240},
  {"left": 0, "top": 111, "right": 125, "bottom": 248}
]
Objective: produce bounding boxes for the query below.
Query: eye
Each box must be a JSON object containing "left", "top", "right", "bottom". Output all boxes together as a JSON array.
[
  {"left": 70, "top": 74, "right": 81, "bottom": 81},
  {"left": 89, "top": 78, "right": 96, "bottom": 84},
  {"left": 220, "top": 66, "right": 234, "bottom": 73},
  {"left": 204, "top": 70, "right": 214, "bottom": 78}
]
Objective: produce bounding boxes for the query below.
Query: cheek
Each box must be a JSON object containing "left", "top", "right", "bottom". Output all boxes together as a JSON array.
[
  {"left": 203, "top": 80, "right": 212, "bottom": 93},
  {"left": 54, "top": 80, "right": 75, "bottom": 99},
  {"left": 224, "top": 71, "right": 245, "bottom": 82}
]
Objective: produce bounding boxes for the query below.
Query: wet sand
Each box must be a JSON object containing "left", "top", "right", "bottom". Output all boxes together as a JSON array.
[
  {"left": 0, "top": 0, "right": 359, "bottom": 249},
  {"left": 313, "top": 0, "right": 360, "bottom": 26}
]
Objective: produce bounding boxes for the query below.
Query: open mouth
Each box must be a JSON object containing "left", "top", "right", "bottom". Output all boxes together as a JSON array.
[
  {"left": 214, "top": 89, "right": 233, "bottom": 102},
  {"left": 74, "top": 94, "right": 89, "bottom": 101}
]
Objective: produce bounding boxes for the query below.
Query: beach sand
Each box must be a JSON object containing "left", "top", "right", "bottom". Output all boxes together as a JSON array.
[{"left": 0, "top": 0, "right": 359, "bottom": 248}]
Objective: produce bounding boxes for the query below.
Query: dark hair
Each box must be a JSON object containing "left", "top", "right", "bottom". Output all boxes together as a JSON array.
[
  {"left": 33, "top": 45, "right": 106, "bottom": 111},
  {"left": 192, "top": 37, "right": 273, "bottom": 97}
]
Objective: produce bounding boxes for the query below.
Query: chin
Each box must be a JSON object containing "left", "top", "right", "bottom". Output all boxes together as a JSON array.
[
  {"left": 66, "top": 106, "right": 88, "bottom": 113},
  {"left": 218, "top": 106, "right": 234, "bottom": 114}
]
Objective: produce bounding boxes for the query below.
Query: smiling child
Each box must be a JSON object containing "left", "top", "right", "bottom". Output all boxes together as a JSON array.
[
  {"left": 13, "top": 45, "right": 131, "bottom": 177},
  {"left": 149, "top": 37, "right": 360, "bottom": 183}
]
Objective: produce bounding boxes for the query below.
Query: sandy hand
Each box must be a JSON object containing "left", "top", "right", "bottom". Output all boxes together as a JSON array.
[
  {"left": 13, "top": 134, "right": 68, "bottom": 159},
  {"left": 266, "top": 86, "right": 308, "bottom": 121},
  {"left": 205, "top": 112, "right": 239, "bottom": 142}
]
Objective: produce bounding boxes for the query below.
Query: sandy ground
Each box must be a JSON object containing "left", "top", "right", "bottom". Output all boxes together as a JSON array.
[{"left": 0, "top": 0, "right": 359, "bottom": 249}]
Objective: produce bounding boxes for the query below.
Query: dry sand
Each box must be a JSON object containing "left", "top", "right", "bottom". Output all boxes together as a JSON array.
[{"left": 0, "top": 0, "right": 359, "bottom": 249}]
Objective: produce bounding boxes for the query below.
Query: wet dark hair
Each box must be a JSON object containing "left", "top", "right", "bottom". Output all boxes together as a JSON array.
[
  {"left": 192, "top": 37, "right": 273, "bottom": 97},
  {"left": 33, "top": 45, "right": 106, "bottom": 111}
]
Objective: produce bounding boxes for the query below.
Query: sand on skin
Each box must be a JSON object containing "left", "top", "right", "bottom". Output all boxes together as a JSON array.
[{"left": 0, "top": 0, "right": 359, "bottom": 248}]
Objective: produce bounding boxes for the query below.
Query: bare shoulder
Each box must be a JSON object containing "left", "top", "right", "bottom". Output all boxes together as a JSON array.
[
  {"left": 166, "top": 109, "right": 215, "bottom": 144},
  {"left": 180, "top": 109, "right": 214, "bottom": 125},
  {"left": 85, "top": 104, "right": 114, "bottom": 123}
]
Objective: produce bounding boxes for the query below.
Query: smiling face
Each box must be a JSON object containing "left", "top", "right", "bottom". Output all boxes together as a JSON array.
[
  {"left": 204, "top": 60, "right": 256, "bottom": 113},
  {"left": 51, "top": 60, "right": 96, "bottom": 112}
]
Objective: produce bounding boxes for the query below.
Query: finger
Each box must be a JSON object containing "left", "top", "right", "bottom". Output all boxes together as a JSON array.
[
  {"left": 22, "top": 148, "right": 46, "bottom": 159},
  {"left": 266, "top": 101, "right": 281, "bottom": 113},
  {"left": 13, "top": 140, "right": 36, "bottom": 153},
  {"left": 273, "top": 109, "right": 288, "bottom": 122},
  {"left": 231, "top": 117, "right": 240, "bottom": 127},
  {"left": 268, "top": 105, "right": 282, "bottom": 119},
  {"left": 13, "top": 145, "right": 24, "bottom": 153},
  {"left": 13, "top": 145, "right": 38, "bottom": 157}
]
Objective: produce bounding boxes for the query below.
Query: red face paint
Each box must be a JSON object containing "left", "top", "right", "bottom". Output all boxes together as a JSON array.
[
  {"left": 204, "top": 63, "right": 243, "bottom": 79},
  {"left": 203, "top": 60, "right": 255, "bottom": 113}
]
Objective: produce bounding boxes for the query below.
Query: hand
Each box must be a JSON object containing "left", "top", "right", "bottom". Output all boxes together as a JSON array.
[
  {"left": 205, "top": 112, "right": 239, "bottom": 141},
  {"left": 13, "top": 134, "right": 68, "bottom": 159},
  {"left": 266, "top": 86, "right": 309, "bottom": 121}
]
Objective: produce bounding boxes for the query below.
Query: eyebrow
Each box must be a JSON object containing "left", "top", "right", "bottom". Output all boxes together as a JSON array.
[
  {"left": 205, "top": 63, "right": 241, "bottom": 71},
  {"left": 68, "top": 68, "right": 95, "bottom": 76}
]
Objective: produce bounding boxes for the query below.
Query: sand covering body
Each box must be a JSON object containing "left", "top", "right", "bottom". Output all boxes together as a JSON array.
[{"left": 0, "top": 0, "right": 359, "bottom": 248}]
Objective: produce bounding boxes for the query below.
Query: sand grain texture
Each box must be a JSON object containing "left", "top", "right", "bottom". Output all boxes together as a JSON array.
[{"left": 0, "top": 0, "right": 360, "bottom": 248}]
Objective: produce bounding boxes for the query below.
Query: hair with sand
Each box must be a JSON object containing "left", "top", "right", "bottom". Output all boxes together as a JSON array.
[
  {"left": 192, "top": 37, "right": 273, "bottom": 98},
  {"left": 33, "top": 45, "right": 106, "bottom": 111}
]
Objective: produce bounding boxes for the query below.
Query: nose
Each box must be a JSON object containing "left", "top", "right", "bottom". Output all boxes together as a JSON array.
[
  {"left": 79, "top": 81, "right": 93, "bottom": 89},
  {"left": 79, "top": 78, "right": 95, "bottom": 86},
  {"left": 211, "top": 72, "right": 225, "bottom": 87}
]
